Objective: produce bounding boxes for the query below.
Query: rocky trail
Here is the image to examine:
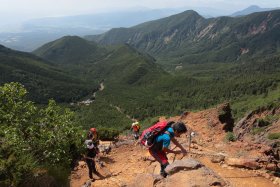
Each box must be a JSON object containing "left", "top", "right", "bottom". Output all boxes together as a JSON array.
[
  {"left": 71, "top": 103, "right": 280, "bottom": 187},
  {"left": 71, "top": 140, "right": 278, "bottom": 187}
]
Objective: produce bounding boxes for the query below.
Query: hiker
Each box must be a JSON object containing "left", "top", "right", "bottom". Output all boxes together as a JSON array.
[
  {"left": 148, "top": 121, "right": 188, "bottom": 177},
  {"left": 87, "top": 128, "right": 100, "bottom": 148},
  {"left": 84, "top": 128, "right": 103, "bottom": 180},
  {"left": 131, "top": 121, "right": 140, "bottom": 140}
]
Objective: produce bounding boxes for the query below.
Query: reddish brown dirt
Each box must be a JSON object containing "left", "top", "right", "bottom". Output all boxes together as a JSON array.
[
  {"left": 71, "top": 142, "right": 278, "bottom": 187},
  {"left": 71, "top": 105, "right": 280, "bottom": 187}
]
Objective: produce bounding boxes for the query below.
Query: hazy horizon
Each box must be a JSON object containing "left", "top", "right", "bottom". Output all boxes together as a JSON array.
[{"left": 0, "top": 0, "right": 279, "bottom": 32}]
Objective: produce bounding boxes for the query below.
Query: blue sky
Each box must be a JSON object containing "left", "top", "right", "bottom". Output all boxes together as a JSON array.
[{"left": 0, "top": 0, "right": 279, "bottom": 26}]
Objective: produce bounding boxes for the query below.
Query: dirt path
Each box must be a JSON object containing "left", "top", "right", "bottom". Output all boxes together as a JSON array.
[{"left": 70, "top": 141, "right": 278, "bottom": 187}]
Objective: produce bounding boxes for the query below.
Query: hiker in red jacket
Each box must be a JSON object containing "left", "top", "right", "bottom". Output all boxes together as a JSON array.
[
  {"left": 148, "top": 121, "right": 187, "bottom": 177},
  {"left": 131, "top": 121, "right": 140, "bottom": 140}
]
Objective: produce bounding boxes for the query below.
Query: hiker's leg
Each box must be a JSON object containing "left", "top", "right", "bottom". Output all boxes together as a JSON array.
[
  {"left": 159, "top": 151, "right": 169, "bottom": 177},
  {"left": 92, "top": 159, "right": 104, "bottom": 178},
  {"left": 86, "top": 159, "right": 93, "bottom": 179},
  {"left": 135, "top": 131, "right": 139, "bottom": 139},
  {"left": 149, "top": 149, "right": 169, "bottom": 177},
  {"left": 149, "top": 149, "right": 168, "bottom": 165},
  {"left": 91, "top": 159, "right": 98, "bottom": 173}
]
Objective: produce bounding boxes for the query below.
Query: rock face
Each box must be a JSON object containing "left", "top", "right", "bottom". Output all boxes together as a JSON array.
[
  {"left": 233, "top": 106, "right": 280, "bottom": 172},
  {"left": 233, "top": 110, "right": 257, "bottom": 140},
  {"left": 233, "top": 106, "right": 280, "bottom": 141}
]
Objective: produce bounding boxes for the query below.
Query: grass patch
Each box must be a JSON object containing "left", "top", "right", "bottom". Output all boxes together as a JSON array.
[
  {"left": 252, "top": 127, "right": 266, "bottom": 135},
  {"left": 268, "top": 133, "right": 280, "bottom": 140}
]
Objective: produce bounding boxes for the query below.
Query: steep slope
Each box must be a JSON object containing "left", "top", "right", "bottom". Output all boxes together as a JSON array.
[
  {"left": 0, "top": 45, "right": 92, "bottom": 103},
  {"left": 33, "top": 36, "right": 108, "bottom": 64},
  {"left": 87, "top": 10, "right": 280, "bottom": 65}
]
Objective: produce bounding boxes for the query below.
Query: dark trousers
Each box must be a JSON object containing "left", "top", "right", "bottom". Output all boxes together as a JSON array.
[{"left": 86, "top": 158, "right": 97, "bottom": 179}]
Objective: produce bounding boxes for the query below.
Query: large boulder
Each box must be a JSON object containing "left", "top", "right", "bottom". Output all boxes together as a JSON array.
[
  {"left": 165, "top": 158, "right": 202, "bottom": 175},
  {"left": 156, "top": 164, "right": 227, "bottom": 187}
]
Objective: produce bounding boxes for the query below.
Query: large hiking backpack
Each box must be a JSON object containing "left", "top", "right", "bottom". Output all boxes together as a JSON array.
[{"left": 140, "top": 121, "right": 174, "bottom": 148}]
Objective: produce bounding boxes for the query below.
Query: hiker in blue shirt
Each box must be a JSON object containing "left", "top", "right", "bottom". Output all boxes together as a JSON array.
[{"left": 149, "top": 122, "right": 188, "bottom": 177}]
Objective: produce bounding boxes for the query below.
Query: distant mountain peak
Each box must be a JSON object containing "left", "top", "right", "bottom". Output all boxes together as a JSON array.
[
  {"left": 33, "top": 36, "right": 107, "bottom": 64},
  {"left": 231, "top": 5, "right": 278, "bottom": 17},
  {"left": 247, "top": 5, "right": 260, "bottom": 9}
]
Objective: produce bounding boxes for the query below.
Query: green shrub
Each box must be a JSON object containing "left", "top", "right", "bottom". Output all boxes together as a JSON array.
[
  {"left": 225, "top": 132, "right": 236, "bottom": 142},
  {"left": 98, "top": 128, "right": 120, "bottom": 141},
  {"left": 0, "top": 82, "right": 84, "bottom": 186},
  {"left": 268, "top": 133, "right": 280, "bottom": 140}
]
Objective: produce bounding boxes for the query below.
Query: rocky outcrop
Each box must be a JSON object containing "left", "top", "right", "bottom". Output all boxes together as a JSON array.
[
  {"left": 233, "top": 106, "right": 280, "bottom": 140},
  {"left": 233, "top": 110, "right": 258, "bottom": 140},
  {"left": 217, "top": 103, "right": 234, "bottom": 132}
]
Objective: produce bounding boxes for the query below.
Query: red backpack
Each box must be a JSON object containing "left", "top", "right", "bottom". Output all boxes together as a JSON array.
[{"left": 140, "top": 121, "right": 174, "bottom": 148}]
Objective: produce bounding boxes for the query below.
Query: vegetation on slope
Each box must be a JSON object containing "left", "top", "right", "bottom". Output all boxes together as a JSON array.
[
  {"left": 0, "top": 45, "right": 94, "bottom": 103},
  {"left": 0, "top": 82, "right": 85, "bottom": 186}
]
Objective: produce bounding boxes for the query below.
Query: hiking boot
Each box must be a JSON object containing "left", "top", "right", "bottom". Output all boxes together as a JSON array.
[
  {"left": 160, "top": 163, "right": 169, "bottom": 178},
  {"left": 160, "top": 171, "right": 167, "bottom": 178}
]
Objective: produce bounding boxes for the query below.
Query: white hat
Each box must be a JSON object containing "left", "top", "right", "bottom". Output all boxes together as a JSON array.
[{"left": 132, "top": 121, "right": 139, "bottom": 126}]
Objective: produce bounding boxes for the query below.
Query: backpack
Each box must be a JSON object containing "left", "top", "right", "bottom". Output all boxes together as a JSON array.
[{"left": 140, "top": 121, "right": 174, "bottom": 148}]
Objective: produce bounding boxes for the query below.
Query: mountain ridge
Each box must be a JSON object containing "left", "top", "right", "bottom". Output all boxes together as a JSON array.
[{"left": 86, "top": 9, "right": 280, "bottom": 65}]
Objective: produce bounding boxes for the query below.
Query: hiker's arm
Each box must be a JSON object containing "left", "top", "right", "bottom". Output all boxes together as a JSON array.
[{"left": 171, "top": 138, "right": 187, "bottom": 153}]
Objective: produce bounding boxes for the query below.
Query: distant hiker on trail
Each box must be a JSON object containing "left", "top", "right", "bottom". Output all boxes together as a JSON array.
[
  {"left": 87, "top": 128, "right": 100, "bottom": 148},
  {"left": 140, "top": 121, "right": 188, "bottom": 177},
  {"left": 131, "top": 121, "right": 140, "bottom": 140},
  {"left": 84, "top": 128, "right": 103, "bottom": 180}
]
